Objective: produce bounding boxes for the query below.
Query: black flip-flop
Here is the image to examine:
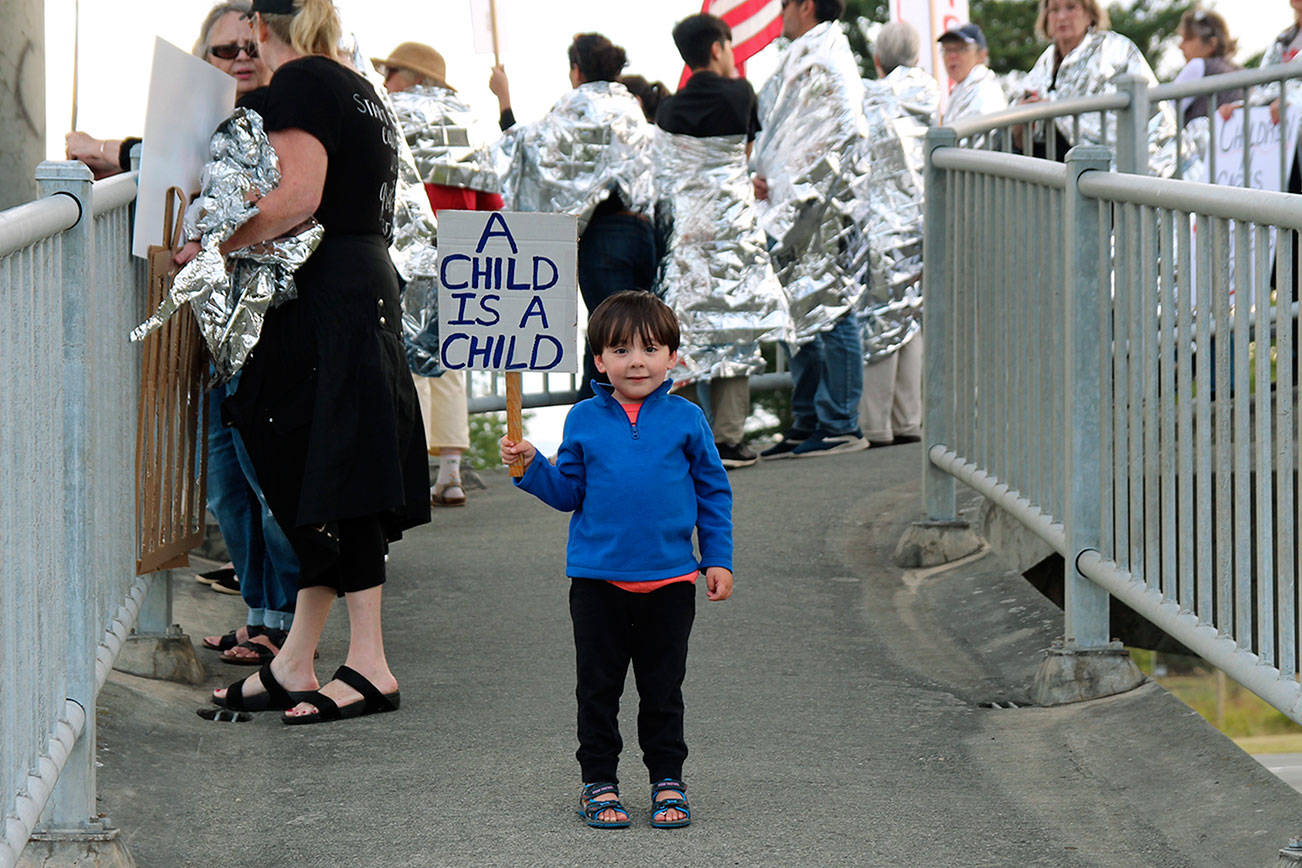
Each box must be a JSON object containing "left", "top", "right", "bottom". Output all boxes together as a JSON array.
[{"left": 281, "top": 665, "right": 400, "bottom": 726}]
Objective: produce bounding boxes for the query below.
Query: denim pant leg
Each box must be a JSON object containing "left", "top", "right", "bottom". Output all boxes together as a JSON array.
[
  {"left": 205, "top": 388, "right": 267, "bottom": 621},
  {"left": 812, "top": 313, "right": 864, "bottom": 434},
  {"left": 576, "top": 214, "right": 657, "bottom": 399},
  {"left": 227, "top": 398, "right": 299, "bottom": 629},
  {"left": 786, "top": 340, "right": 823, "bottom": 434}
]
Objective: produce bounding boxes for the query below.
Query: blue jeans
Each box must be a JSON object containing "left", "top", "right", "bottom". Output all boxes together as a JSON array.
[
  {"left": 206, "top": 384, "right": 299, "bottom": 629},
  {"left": 576, "top": 213, "right": 658, "bottom": 399},
  {"left": 786, "top": 312, "right": 864, "bottom": 435}
]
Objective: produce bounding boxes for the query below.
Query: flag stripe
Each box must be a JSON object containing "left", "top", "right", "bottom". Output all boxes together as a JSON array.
[
  {"left": 729, "top": 0, "right": 782, "bottom": 49},
  {"left": 678, "top": 0, "right": 782, "bottom": 88}
]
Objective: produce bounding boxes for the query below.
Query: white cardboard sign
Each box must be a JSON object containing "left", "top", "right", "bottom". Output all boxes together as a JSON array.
[
  {"left": 437, "top": 210, "right": 578, "bottom": 372},
  {"left": 132, "top": 38, "right": 236, "bottom": 259},
  {"left": 1213, "top": 105, "right": 1301, "bottom": 190}
]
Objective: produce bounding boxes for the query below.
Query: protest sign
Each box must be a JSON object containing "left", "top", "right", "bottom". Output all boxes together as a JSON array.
[
  {"left": 132, "top": 38, "right": 235, "bottom": 259},
  {"left": 1213, "top": 105, "right": 1300, "bottom": 190},
  {"left": 437, "top": 210, "right": 578, "bottom": 475}
]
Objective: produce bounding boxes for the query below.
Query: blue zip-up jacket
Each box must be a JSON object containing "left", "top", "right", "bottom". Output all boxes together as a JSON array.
[{"left": 515, "top": 380, "right": 733, "bottom": 582}]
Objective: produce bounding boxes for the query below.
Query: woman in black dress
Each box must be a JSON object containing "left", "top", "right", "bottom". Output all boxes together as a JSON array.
[{"left": 180, "top": 0, "right": 430, "bottom": 724}]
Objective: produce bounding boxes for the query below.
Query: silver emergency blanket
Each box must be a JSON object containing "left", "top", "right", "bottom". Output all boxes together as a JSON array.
[
  {"left": 753, "top": 21, "right": 872, "bottom": 345},
  {"left": 1024, "top": 29, "right": 1175, "bottom": 176},
  {"left": 652, "top": 131, "right": 791, "bottom": 381},
  {"left": 856, "top": 66, "right": 938, "bottom": 363},
  {"left": 941, "top": 63, "right": 1007, "bottom": 125},
  {"left": 129, "top": 107, "right": 323, "bottom": 382},
  {"left": 495, "top": 80, "right": 654, "bottom": 232},
  {"left": 345, "top": 38, "right": 444, "bottom": 377},
  {"left": 390, "top": 84, "right": 501, "bottom": 194},
  {"left": 1253, "top": 26, "right": 1302, "bottom": 110}
]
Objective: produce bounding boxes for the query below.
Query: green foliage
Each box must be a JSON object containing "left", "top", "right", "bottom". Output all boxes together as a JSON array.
[
  {"left": 465, "top": 409, "right": 533, "bottom": 471},
  {"left": 841, "top": 0, "right": 1193, "bottom": 78}
]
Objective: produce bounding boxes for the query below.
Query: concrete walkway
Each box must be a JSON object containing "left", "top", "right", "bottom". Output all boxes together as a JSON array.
[{"left": 95, "top": 444, "right": 1302, "bottom": 866}]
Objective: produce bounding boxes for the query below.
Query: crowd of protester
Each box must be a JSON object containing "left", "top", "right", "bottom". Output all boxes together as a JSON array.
[{"left": 51, "top": 0, "right": 1302, "bottom": 829}]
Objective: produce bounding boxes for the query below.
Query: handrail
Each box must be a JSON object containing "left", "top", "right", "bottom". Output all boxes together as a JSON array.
[
  {"left": 1079, "top": 168, "right": 1302, "bottom": 229},
  {"left": 931, "top": 146, "right": 1068, "bottom": 186},
  {"left": 1148, "top": 64, "right": 1302, "bottom": 102},
  {"left": 91, "top": 171, "right": 139, "bottom": 218},
  {"left": 0, "top": 196, "right": 80, "bottom": 259}
]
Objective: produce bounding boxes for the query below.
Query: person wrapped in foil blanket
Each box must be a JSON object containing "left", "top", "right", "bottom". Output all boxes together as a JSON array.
[
  {"left": 494, "top": 80, "right": 654, "bottom": 231},
  {"left": 129, "top": 106, "right": 322, "bottom": 382},
  {"left": 653, "top": 130, "right": 791, "bottom": 382},
  {"left": 857, "top": 64, "right": 938, "bottom": 363},
  {"left": 1023, "top": 28, "right": 1175, "bottom": 176},
  {"left": 752, "top": 19, "right": 872, "bottom": 346}
]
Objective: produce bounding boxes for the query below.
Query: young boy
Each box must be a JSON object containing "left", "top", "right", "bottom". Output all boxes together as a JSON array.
[{"left": 499, "top": 291, "right": 734, "bottom": 829}]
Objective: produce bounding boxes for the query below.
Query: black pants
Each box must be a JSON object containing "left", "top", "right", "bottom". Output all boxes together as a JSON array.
[{"left": 569, "top": 578, "right": 695, "bottom": 785}]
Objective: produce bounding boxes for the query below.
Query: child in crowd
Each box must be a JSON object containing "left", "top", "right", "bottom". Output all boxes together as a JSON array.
[{"left": 499, "top": 290, "right": 734, "bottom": 829}]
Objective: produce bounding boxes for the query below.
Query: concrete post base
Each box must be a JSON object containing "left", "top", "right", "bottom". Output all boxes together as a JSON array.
[
  {"left": 893, "top": 519, "right": 983, "bottom": 568},
  {"left": 1030, "top": 639, "right": 1145, "bottom": 706},
  {"left": 1276, "top": 841, "right": 1302, "bottom": 866},
  {"left": 113, "top": 626, "right": 205, "bottom": 685},
  {"left": 20, "top": 822, "right": 134, "bottom": 867}
]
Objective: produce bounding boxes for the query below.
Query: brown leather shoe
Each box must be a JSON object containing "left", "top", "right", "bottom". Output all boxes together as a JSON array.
[{"left": 431, "top": 482, "right": 467, "bottom": 507}]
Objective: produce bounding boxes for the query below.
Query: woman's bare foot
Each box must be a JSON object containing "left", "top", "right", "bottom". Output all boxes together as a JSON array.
[
  {"left": 211, "top": 656, "right": 318, "bottom": 704},
  {"left": 282, "top": 662, "right": 398, "bottom": 719}
]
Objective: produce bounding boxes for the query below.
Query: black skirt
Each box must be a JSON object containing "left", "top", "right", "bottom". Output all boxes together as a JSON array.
[{"left": 225, "top": 234, "right": 430, "bottom": 577}]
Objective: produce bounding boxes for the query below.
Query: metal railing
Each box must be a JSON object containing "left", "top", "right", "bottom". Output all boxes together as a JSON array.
[
  {"left": 925, "top": 127, "right": 1302, "bottom": 722},
  {"left": 0, "top": 163, "right": 152, "bottom": 867},
  {"left": 952, "top": 65, "right": 1302, "bottom": 182}
]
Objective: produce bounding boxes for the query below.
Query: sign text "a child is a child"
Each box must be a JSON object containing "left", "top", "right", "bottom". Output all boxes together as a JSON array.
[{"left": 437, "top": 210, "right": 578, "bottom": 372}]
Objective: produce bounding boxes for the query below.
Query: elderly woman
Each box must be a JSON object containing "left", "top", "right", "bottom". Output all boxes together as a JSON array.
[
  {"left": 187, "top": 0, "right": 430, "bottom": 724},
  {"left": 937, "top": 23, "right": 1007, "bottom": 125},
  {"left": 493, "top": 34, "right": 656, "bottom": 400},
  {"left": 66, "top": 2, "right": 267, "bottom": 176},
  {"left": 1020, "top": 0, "right": 1173, "bottom": 172}
]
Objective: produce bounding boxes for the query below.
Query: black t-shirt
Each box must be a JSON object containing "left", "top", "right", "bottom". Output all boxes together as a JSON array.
[
  {"left": 655, "top": 70, "right": 760, "bottom": 140},
  {"left": 260, "top": 56, "right": 398, "bottom": 240}
]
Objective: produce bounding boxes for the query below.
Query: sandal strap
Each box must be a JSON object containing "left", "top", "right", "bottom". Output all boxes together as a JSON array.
[
  {"left": 256, "top": 664, "right": 293, "bottom": 708},
  {"left": 297, "top": 690, "right": 341, "bottom": 721},
  {"left": 651, "top": 778, "right": 686, "bottom": 797},
  {"left": 331, "top": 665, "right": 396, "bottom": 712},
  {"left": 580, "top": 782, "right": 619, "bottom": 801}
]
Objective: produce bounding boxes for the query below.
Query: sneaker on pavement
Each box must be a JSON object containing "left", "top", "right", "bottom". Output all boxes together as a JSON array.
[
  {"left": 716, "top": 441, "right": 759, "bottom": 469},
  {"left": 792, "top": 429, "right": 869, "bottom": 457},
  {"left": 760, "top": 428, "right": 813, "bottom": 460}
]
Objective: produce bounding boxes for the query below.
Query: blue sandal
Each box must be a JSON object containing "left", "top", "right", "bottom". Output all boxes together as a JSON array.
[
  {"left": 578, "top": 782, "right": 630, "bottom": 829},
  {"left": 650, "top": 779, "right": 691, "bottom": 829}
]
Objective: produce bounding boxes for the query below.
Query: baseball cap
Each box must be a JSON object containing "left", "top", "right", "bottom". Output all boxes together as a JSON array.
[{"left": 938, "top": 23, "right": 987, "bottom": 50}]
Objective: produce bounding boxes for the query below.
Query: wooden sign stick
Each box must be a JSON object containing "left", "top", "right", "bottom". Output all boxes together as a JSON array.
[
  {"left": 489, "top": 0, "right": 501, "bottom": 68},
  {"left": 506, "top": 371, "right": 524, "bottom": 477}
]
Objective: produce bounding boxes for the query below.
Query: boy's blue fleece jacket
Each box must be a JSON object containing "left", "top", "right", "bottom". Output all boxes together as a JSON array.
[{"left": 515, "top": 380, "right": 734, "bottom": 582}]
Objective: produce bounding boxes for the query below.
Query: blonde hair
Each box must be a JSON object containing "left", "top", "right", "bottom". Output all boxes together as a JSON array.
[
  {"left": 1034, "top": 0, "right": 1109, "bottom": 42},
  {"left": 261, "top": 0, "right": 342, "bottom": 59}
]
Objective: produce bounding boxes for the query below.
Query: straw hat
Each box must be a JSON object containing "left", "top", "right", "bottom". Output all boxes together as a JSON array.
[{"left": 372, "top": 42, "right": 454, "bottom": 91}]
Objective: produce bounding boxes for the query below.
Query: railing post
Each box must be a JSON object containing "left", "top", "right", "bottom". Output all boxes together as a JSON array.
[
  {"left": 893, "top": 127, "right": 982, "bottom": 568},
  {"left": 1030, "top": 145, "right": 1144, "bottom": 705},
  {"left": 1115, "top": 75, "right": 1149, "bottom": 175},
  {"left": 923, "top": 127, "right": 957, "bottom": 522},
  {"left": 28, "top": 163, "right": 133, "bottom": 861}
]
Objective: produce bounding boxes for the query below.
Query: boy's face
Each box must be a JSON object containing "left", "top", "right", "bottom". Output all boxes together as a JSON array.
[{"left": 594, "top": 333, "right": 678, "bottom": 405}]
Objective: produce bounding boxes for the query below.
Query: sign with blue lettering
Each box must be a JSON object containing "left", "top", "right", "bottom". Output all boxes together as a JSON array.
[{"left": 437, "top": 210, "right": 579, "bottom": 372}]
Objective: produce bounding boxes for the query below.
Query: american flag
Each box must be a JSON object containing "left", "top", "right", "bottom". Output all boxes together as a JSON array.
[{"left": 678, "top": 0, "right": 783, "bottom": 89}]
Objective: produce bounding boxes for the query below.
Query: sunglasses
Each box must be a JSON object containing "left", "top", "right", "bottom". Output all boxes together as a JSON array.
[{"left": 209, "top": 41, "right": 258, "bottom": 60}]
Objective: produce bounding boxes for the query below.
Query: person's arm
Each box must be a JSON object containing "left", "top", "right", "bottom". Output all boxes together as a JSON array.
[
  {"left": 509, "top": 414, "right": 586, "bottom": 511},
  {"left": 65, "top": 131, "right": 127, "bottom": 179},
  {"left": 490, "top": 65, "right": 516, "bottom": 130},
  {"left": 174, "top": 128, "right": 325, "bottom": 265},
  {"left": 687, "top": 410, "right": 734, "bottom": 575}
]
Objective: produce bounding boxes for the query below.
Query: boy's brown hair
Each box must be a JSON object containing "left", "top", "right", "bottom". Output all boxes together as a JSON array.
[{"left": 587, "top": 290, "right": 681, "bottom": 355}]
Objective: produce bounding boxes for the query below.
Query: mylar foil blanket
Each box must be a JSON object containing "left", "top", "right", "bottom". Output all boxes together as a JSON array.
[
  {"left": 495, "top": 80, "right": 654, "bottom": 232},
  {"left": 1253, "top": 28, "right": 1302, "bottom": 113},
  {"left": 129, "top": 107, "right": 323, "bottom": 382},
  {"left": 753, "top": 21, "right": 871, "bottom": 345},
  {"left": 1024, "top": 30, "right": 1175, "bottom": 176},
  {"left": 346, "top": 37, "right": 443, "bottom": 377},
  {"left": 390, "top": 84, "right": 501, "bottom": 194},
  {"left": 941, "top": 63, "right": 1008, "bottom": 127},
  {"left": 652, "top": 131, "right": 791, "bottom": 382},
  {"left": 856, "top": 66, "right": 938, "bottom": 363}
]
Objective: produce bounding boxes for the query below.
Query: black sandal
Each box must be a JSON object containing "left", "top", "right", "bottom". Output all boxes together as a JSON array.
[
  {"left": 281, "top": 665, "right": 400, "bottom": 726},
  {"left": 211, "top": 663, "right": 312, "bottom": 712},
  {"left": 578, "top": 782, "right": 631, "bottom": 829},
  {"left": 650, "top": 779, "right": 691, "bottom": 829},
  {"left": 219, "top": 629, "right": 288, "bottom": 666},
  {"left": 202, "top": 624, "right": 265, "bottom": 652}
]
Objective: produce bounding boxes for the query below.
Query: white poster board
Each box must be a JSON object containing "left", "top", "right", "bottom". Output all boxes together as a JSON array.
[
  {"left": 469, "top": 0, "right": 514, "bottom": 56},
  {"left": 1213, "top": 105, "right": 1301, "bottom": 190},
  {"left": 891, "top": 0, "right": 969, "bottom": 98},
  {"left": 132, "top": 38, "right": 236, "bottom": 259},
  {"left": 437, "top": 210, "right": 578, "bottom": 372}
]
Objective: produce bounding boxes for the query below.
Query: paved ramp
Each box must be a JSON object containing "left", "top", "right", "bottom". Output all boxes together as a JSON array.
[{"left": 94, "top": 444, "right": 1302, "bottom": 866}]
